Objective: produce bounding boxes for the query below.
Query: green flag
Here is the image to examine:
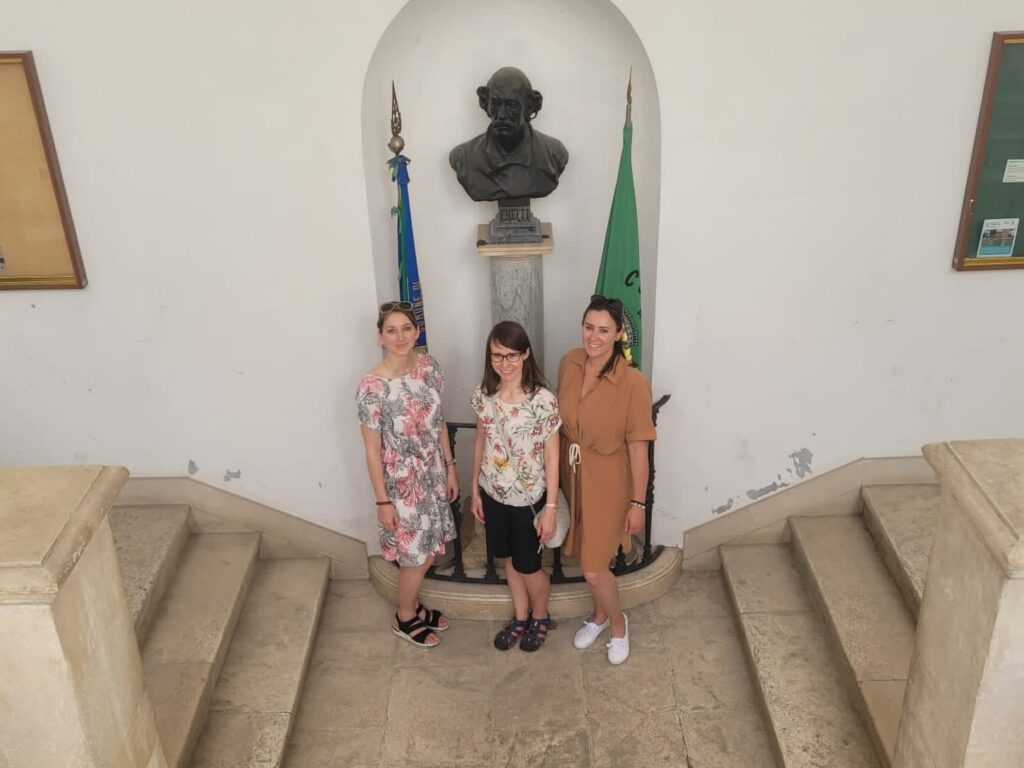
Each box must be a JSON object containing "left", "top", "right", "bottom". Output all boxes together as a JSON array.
[{"left": 595, "top": 86, "right": 642, "bottom": 368}]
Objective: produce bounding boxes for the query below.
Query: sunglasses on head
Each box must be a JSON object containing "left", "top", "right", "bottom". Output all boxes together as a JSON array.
[
  {"left": 590, "top": 294, "right": 624, "bottom": 312},
  {"left": 379, "top": 301, "right": 414, "bottom": 313}
]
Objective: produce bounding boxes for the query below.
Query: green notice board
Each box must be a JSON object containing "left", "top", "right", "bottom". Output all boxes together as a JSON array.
[{"left": 955, "top": 33, "right": 1024, "bottom": 270}]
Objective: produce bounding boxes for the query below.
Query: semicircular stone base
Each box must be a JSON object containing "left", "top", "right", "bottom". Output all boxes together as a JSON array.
[{"left": 368, "top": 546, "right": 683, "bottom": 620}]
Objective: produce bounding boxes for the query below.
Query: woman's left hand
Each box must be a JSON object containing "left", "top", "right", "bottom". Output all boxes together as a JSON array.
[
  {"left": 446, "top": 465, "right": 460, "bottom": 502},
  {"left": 536, "top": 507, "right": 556, "bottom": 545},
  {"left": 624, "top": 505, "right": 645, "bottom": 536}
]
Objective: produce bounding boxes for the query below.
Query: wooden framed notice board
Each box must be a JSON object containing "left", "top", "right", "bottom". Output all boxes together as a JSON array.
[
  {"left": 0, "top": 51, "right": 86, "bottom": 289},
  {"left": 954, "top": 32, "right": 1024, "bottom": 270}
]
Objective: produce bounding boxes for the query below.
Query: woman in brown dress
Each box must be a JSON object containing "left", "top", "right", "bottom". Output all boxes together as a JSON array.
[{"left": 558, "top": 295, "right": 656, "bottom": 665}]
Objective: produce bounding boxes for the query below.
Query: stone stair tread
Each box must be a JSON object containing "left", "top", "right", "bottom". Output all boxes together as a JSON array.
[
  {"left": 189, "top": 557, "right": 330, "bottom": 768},
  {"left": 722, "top": 544, "right": 881, "bottom": 768},
  {"left": 142, "top": 532, "right": 260, "bottom": 768},
  {"left": 790, "top": 516, "right": 916, "bottom": 766},
  {"left": 110, "top": 504, "right": 190, "bottom": 642},
  {"left": 862, "top": 484, "right": 941, "bottom": 616}
]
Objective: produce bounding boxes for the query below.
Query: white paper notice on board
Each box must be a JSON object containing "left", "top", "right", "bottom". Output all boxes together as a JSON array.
[
  {"left": 977, "top": 218, "right": 1019, "bottom": 257},
  {"left": 1003, "top": 159, "right": 1024, "bottom": 183}
]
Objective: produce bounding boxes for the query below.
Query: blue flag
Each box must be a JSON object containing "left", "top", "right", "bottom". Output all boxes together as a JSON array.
[{"left": 389, "top": 155, "right": 427, "bottom": 349}]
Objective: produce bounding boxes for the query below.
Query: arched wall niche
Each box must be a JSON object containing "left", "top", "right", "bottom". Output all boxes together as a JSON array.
[{"left": 361, "top": 0, "right": 662, "bottom": 420}]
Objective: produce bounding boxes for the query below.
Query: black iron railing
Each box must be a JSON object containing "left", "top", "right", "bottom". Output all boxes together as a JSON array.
[{"left": 424, "top": 394, "right": 670, "bottom": 585}]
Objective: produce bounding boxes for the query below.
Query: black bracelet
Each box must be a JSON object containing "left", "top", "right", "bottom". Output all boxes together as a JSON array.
[{"left": 630, "top": 499, "right": 646, "bottom": 507}]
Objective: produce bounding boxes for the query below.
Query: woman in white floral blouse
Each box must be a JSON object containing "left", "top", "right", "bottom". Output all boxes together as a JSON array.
[{"left": 470, "top": 321, "right": 561, "bottom": 651}]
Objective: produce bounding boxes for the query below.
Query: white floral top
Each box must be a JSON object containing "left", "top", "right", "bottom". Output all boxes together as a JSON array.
[{"left": 471, "top": 386, "right": 561, "bottom": 507}]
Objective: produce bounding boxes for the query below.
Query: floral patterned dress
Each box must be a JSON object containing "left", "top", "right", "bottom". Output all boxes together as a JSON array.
[{"left": 356, "top": 354, "right": 456, "bottom": 566}]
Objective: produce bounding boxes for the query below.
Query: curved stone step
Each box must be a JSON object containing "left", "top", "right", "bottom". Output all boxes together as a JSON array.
[
  {"left": 189, "top": 557, "right": 330, "bottom": 768},
  {"left": 722, "top": 544, "right": 881, "bottom": 768},
  {"left": 791, "top": 516, "right": 916, "bottom": 768},
  {"left": 862, "top": 484, "right": 941, "bottom": 618},
  {"left": 142, "top": 532, "right": 260, "bottom": 768},
  {"left": 109, "top": 504, "right": 190, "bottom": 643},
  {"left": 369, "top": 545, "right": 683, "bottom": 620}
]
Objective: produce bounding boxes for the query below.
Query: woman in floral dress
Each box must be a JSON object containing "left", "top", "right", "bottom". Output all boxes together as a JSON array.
[
  {"left": 470, "top": 321, "right": 561, "bottom": 652},
  {"left": 356, "top": 303, "right": 459, "bottom": 648}
]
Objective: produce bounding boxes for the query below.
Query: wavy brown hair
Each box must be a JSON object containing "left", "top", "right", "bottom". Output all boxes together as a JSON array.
[{"left": 480, "top": 321, "right": 547, "bottom": 396}]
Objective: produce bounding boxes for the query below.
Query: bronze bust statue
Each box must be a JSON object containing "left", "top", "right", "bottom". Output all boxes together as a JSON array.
[{"left": 449, "top": 67, "right": 568, "bottom": 202}]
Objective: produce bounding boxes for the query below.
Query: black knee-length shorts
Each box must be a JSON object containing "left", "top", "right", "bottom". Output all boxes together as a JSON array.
[{"left": 480, "top": 488, "right": 545, "bottom": 574}]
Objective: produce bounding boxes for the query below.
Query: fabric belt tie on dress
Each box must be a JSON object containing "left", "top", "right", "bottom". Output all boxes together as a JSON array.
[{"left": 568, "top": 442, "right": 581, "bottom": 474}]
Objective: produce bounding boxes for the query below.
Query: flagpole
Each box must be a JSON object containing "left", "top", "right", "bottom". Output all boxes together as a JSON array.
[
  {"left": 386, "top": 83, "right": 428, "bottom": 350},
  {"left": 388, "top": 81, "right": 404, "bottom": 156},
  {"left": 625, "top": 66, "right": 632, "bottom": 127}
]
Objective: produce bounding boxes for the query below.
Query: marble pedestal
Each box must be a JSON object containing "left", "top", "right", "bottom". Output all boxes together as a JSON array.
[
  {"left": 476, "top": 222, "right": 554, "bottom": 366},
  {"left": 0, "top": 466, "right": 166, "bottom": 768},
  {"left": 894, "top": 440, "right": 1024, "bottom": 768}
]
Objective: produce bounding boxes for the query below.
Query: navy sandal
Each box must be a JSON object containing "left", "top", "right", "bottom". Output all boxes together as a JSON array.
[
  {"left": 392, "top": 612, "right": 441, "bottom": 648},
  {"left": 520, "top": 616, "right": 552, "bottom": 652},
  {"left": 494, "top": 617, "right": 530, "bottom": 650}
]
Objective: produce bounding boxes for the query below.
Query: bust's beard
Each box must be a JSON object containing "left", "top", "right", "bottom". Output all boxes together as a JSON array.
[{"left": 492, "top": 124, "right": 525, "bottom": 153}]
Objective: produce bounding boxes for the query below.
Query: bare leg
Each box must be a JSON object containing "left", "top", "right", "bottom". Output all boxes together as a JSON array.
[
  {"left": 583, "top": 568, "right": 625, "bottom": 637},
  {"left": 395, "top": 556, "right": 439, "bottom": 642},
  {"left": 520, "top": 567, "right": 551, "bottom": 619},
  {"left": 504, "top": 559, "right": 531, "bottom": 621}
]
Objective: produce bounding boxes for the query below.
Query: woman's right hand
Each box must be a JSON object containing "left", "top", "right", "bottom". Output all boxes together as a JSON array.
[
  {"left": 377, "top": 503, "right": 398, "bottom": 532},
  {"left": 471, "top": 494, "right": 485, "bottom": 524}
]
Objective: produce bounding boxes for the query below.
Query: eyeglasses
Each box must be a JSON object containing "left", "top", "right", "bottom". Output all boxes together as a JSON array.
[
  {"left": 490, "top": 352, "right": 524, "bottom": 364},
  {"left": 379, "top": 301, "right": 413, "bottom": 313}
]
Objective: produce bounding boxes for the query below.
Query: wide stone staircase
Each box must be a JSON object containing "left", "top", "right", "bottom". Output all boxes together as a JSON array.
[
  {"left": 108, "top": 481, "right": 943, "bottom": 768},
  {"left": 719, "top": 483, "right": 942, "bottom": 768},
  {"left": 108, "top": 503, "right": 330, "bottom": 768}
]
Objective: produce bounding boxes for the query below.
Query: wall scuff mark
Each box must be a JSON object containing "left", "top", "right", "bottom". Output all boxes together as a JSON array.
[
  {"left": 712, "top": 498, "right": 734, "bottom": 516},
  {"left": 789, "top": 448, "right": 813, "bottom": 478},
  {"left": 746, "top": 481, "right": 789, "bottom": 500},
  {"left": 223, "top": 469, "right": 241, "bottom": 482},
  {"left": 187, "top": 460, "right": 198, "bottom": 475}
]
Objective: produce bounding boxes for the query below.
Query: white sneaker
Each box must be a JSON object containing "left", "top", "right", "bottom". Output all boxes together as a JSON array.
[
  {"left": 573, "top": 617, "right": 610, "bottom": 649},
  {"left": 606, "top": 615, "right": 630, "bottom": 665}
]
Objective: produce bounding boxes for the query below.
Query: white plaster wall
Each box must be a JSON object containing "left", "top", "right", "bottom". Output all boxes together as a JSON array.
[
  {"left": 623, "top": 0, "right": 1024, "bottom": 542},
  {"left": 3, "top": 0, "right": 1024, "bottom": 551},
  {"left": 0, "top": 0, "right": 408, "bottom": 546},
  {"left": 361, "top": 0, "right": 661, "bottom": 404}
]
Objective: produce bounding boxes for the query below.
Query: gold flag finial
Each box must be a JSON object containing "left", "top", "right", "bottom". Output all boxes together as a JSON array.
[
  {"left": 625, "top": 67, "right": 633, "bottom": 127},
  {"left": 388, "top": 81, "right": 405, "bottom": 156}
]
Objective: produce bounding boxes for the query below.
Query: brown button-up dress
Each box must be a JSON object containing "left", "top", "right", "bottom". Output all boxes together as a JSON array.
[{"left": 557, "top": 349, "right": 657, "bottom": 573}]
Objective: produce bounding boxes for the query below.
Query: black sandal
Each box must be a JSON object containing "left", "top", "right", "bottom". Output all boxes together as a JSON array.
[
  {"left": 416, "top": 602, "right": 449, "bottom": 632},
  {"left": 520, "top": 616, "right": 551, "bottom": 652},
  {"left": 494, "top": 617, "right": 530, "bottom": 650},
  {"left": 392, "top": 612, "right": 441, "bottom": 648}
]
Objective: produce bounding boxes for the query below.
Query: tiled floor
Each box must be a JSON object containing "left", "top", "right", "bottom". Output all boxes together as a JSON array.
[{"left": 284, "top": 572, "right": 776, "bottom": 768}]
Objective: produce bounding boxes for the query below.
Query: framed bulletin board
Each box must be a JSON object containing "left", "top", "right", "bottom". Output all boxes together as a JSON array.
[
  {"left": 954, "top": 33, "right": 1024, "bottom": 270},
  {"left": 0, "top": 51, "right": 86, "bottom": 289}
]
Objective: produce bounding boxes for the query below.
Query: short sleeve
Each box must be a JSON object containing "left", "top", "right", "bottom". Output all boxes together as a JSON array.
[
  {"left": 423, "top": 354, "right": 445, "bottom": 395},
  {"left": 356, "top": 376, "right": 383, "bottom": 432},
  {"left": 534, "top": 388, "right": 562, "bottom": 441},
  {"left": 470, "top": 386, "right": 485, "bottom": 417},
  {"left": 625, "top": 371, "right": 657, "bottom": 443}
]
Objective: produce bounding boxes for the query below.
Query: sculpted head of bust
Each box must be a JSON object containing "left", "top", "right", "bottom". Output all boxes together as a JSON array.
[
  {"left": 450, "top": 67, "right": 568, "bottom": 202},
  {"left": 477, "top": 67, "right": 542, "bottom": 153}
]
